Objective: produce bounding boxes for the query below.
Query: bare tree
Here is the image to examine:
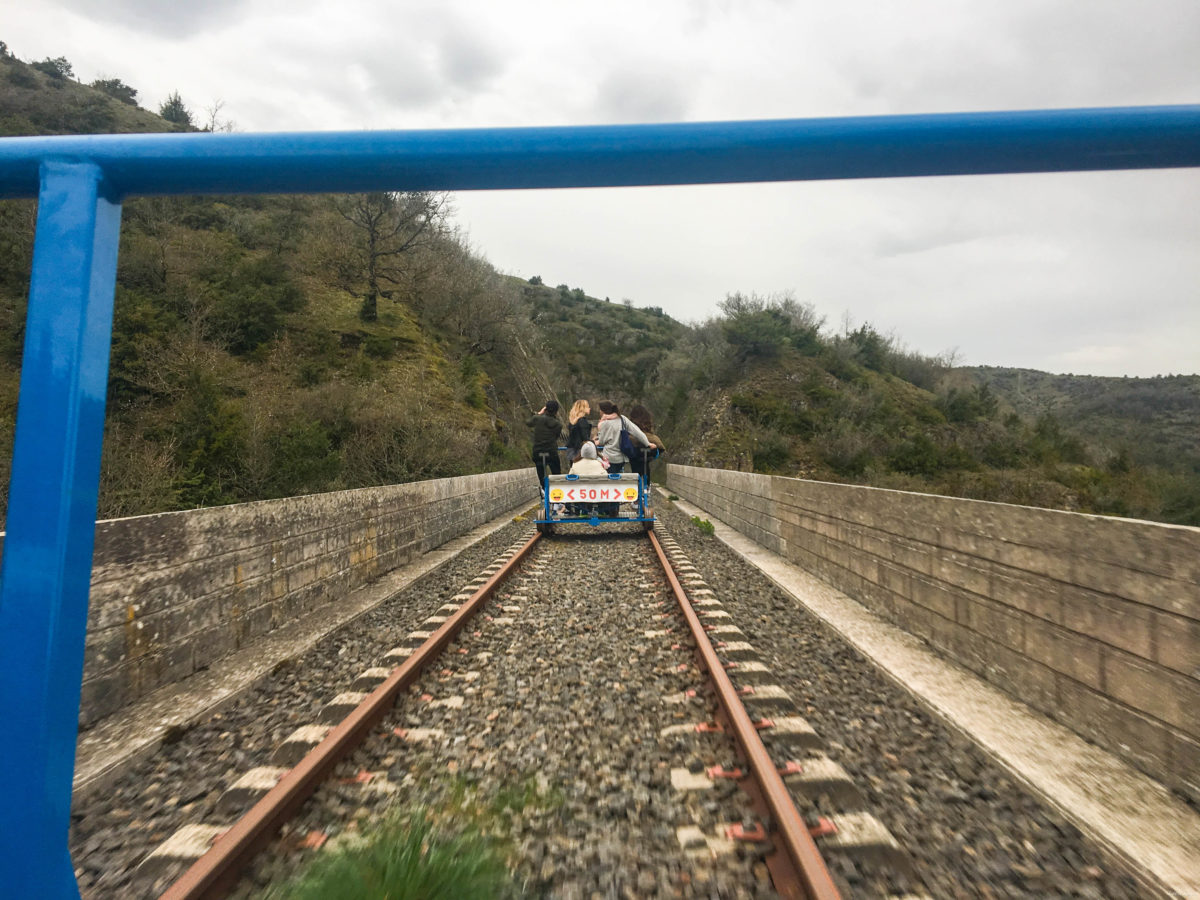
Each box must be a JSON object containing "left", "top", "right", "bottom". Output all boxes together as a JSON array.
[
  {"left": 418, "top": 236, "right": 524, "bottom": 356},
  {"left": 335, "top": 192, "right": 450, "bottom": 321},
  {"left": 202, "top": 99, "right": 236, "bottom": 133}
]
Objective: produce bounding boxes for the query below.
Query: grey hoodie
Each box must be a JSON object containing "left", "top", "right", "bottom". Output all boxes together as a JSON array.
[{"left": 596, "top": 414, "right": 649, "bottom": 465}]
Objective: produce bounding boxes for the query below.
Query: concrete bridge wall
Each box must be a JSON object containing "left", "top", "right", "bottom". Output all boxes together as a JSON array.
[
  {"left": 665, "top": 464, "right": 1200, "bottom": 801},
  {"left": 1, "top": 470, "right": 537, "bottom": 728}
]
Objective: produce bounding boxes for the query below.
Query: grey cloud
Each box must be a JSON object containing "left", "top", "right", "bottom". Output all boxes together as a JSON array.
[
  {"left": 435, "top": 28, "right": 504, "bottom": 92},
  {"left": 274, "top": 12, "right": 506, "bottom": 115},
  {"left": 841, "top": 3, "right": 1200, "bottom": 112},
  {"left": 595, "top": 70, "right": 690, "bottom": 123},
  {"left": 358, "top": 50, "right": 443, "bottom": 110},
  {"left": 872, "top": 224, "right": 998, "bottom": 258},
  {"left": 49, "top": 0, "right": 252, "bottom": 38}
]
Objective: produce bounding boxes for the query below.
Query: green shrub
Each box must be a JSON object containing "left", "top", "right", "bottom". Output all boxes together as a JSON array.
[
  {"left": 31, "top": 57, "right": 73, "bottom": 80},
  {"left": 691, "top": 516, "right": 715, "bottom": 536},
  {"left": 362, "top": 333, "right": 395, "bottom": 360},
  {"left": 887, "top": 433, "right": 941, "bottom": 476},
  {"left": 6, "top": 68, "right": 36, "bottom": 89},
  {"left": 938, "top": 384, "right": 999, "bottom": 423},
  {"left": 260, "top": 811, "right": 518, "bottom": 900},
  {"left": 750, "top": 429, "right": 791, "bottom": 472},
  {"left": 266, "top": 419, "right": 340, "bottom": 497}
]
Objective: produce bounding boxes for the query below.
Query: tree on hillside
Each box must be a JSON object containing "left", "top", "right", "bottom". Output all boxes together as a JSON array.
[
  {"left": 32, "top": 56, "right": 73, "bottom": 80},
  {"left": 92, "top": 77, "right": 138, "bottom": 105},
  {"left": 159, "top": 91, "right": 193, "bottom": 127},
  {"left": 334, "top": 191, "right": 450, "bottom": 322},
  {"left": 719, "top": 291, "right": 823, "bottom": 361},
  {"left": 202, "top": 99, "right": 236, "bottom": 133},
  {"left": 417, "top": 236, "right": 524, "bottom": 357}
]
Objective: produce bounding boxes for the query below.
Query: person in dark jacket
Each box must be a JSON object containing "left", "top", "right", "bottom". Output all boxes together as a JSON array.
[
  {"left": 526, "top": 400, "right": 563, "bottom": 491},
  {"left": 565, "top": 399, "right": 593, "bottom": 463}
]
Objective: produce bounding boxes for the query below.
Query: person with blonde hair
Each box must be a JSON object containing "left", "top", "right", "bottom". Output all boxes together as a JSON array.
[{"left": 565, "top": 399, "right": 593, "bottom": 463}]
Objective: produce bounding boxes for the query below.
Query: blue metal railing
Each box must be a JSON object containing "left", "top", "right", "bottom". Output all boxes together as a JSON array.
[{"left": 1, "top": 105, "right": 1198, "bottom": 897}]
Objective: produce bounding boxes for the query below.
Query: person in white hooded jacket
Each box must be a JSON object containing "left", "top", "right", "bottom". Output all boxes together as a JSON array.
[
  {"left": 567, "top": 442, "right": 607, "bottom": 515},
  {"left": 569, "top": 441, "right": 608, "bottom": 476}
]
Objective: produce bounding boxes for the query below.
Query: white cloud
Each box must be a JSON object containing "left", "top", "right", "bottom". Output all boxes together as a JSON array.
[{"left": 6, "top": 0, "right": 1198, "bottom": 374}]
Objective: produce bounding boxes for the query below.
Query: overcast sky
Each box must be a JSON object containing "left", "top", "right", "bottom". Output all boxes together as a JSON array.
[{"left": 7, "top": 1, "right": 1199, "bottom": 376}]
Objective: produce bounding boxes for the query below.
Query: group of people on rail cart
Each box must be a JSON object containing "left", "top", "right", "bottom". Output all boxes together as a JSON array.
[{"left": 525, "top": 398, "right": 666, "bottom": 516}]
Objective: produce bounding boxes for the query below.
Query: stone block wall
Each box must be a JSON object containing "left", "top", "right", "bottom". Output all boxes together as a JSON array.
[
  {"left": 8, "top": 470, "right": 536, "bottom": 728},
  {"left": 666, "top": 464, "right": 1200, "bottom": 800}
]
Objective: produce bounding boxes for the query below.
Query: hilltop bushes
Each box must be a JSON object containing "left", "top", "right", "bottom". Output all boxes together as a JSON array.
[{"left": 644, "top": 293, "right": 1198, "bottom": 525}]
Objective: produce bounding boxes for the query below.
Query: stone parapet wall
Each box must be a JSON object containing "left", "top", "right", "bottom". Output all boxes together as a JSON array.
[
  {"left": 11, "top": 470, "right": 537, "bottom": 727},
  {"left": 666, "top": 464, "right": 1200, "bottom": 800}
]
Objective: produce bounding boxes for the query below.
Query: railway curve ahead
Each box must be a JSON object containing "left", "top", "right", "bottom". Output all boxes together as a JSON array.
[{"left": 68, "top": 503, "right": 1146, "bottom": 898}]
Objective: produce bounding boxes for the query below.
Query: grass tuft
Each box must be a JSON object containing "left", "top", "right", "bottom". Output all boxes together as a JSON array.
[{"left": 260, "top": 811, "right": 519, "bottom": 900}]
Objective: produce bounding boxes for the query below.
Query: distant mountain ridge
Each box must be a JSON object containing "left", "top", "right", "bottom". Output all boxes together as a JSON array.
[{"left": 960, "top": 367, "right": 1200, "bottom": 474}]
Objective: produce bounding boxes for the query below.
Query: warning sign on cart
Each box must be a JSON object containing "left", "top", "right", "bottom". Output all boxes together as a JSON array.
[{"left": 550, "top": 484, "right": 639, "bottom": 503}]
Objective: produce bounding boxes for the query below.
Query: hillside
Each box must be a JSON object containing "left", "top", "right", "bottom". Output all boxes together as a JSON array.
[
  {"left": 1, "top": 44, "right": 1197, "bottom": 528},
  {"left": 1, "top": 46, "right": 181, "bottom": 136},
  {"left": 0, "top": 47, "right": 558, "bottom": 520},
  {"left": 958, "top": 367, "right": 1200, "bottom": 474}
]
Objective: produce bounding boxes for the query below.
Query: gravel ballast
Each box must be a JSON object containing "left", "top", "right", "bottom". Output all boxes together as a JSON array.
[
  {"left": 655, "top": 500, "right": 1143, "bottom": 899},
  {"left": 231, "top": 524, "right": 778, "bottom": 898}
]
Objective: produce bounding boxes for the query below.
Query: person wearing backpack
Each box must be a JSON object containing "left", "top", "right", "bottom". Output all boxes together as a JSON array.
[{"left": 595, "top": 400, "right": 649, "bottom": 515}]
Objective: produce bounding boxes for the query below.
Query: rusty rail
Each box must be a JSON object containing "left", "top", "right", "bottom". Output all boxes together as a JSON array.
[
  {"left": 160, "top": 532, "right": 542, "bottom": 900},
  {"left": 647, "top": 529, "right": 842, "bottom": 900}
]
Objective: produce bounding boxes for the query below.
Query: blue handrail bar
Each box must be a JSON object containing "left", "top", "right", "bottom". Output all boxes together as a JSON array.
[
  {"left": 0, "top": 105, "right": 1197, "bottom": 898},
  {"left": 2, "top": 106, "right": 1199, "bottom": 199}
]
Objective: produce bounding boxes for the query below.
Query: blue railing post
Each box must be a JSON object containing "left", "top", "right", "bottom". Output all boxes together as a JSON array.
[{"left": 0, "top": 162, "right": 122, "bottom": 898}]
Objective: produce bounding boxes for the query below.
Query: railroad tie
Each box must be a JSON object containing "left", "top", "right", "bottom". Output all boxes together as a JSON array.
[
  {"left": 351, "top": 667, "right": 392, "bottom": 691},
  {"left": 382, "top": 645, "right": 414, "bottom": 665},
  {"left": 272, "top": 724, "right": 332, "bottom": 766},
  {"left": 136, "top": 824, "right": 226, "bottom": 883},
  {"left": 218, "top": 766, "right": 289, "bottom": 815},
  {"left": 780, "top": 755, "right": 863, "bottom": 807},
  {"left": 723, "top": 660, "right": 775, "bottom": 684},
  {"left": 320, "top": 692, "right": 368, "bottom": 723}
]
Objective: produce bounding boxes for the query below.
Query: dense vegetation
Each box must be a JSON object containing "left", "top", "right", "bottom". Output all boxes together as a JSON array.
[
  {"left": 2, "top": 43, "right": 1197, "bottom": 527},
  {"left": 634, "top": 292, "right": 1200, "bottom": 526}
]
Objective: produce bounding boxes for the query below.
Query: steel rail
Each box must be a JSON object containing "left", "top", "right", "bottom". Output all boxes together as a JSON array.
[
  {"left": 159, "top": 532, "right": 542, "bottom": 900},
  {"left": 647, "top": 529, "right": 842, "bottom": 900}
]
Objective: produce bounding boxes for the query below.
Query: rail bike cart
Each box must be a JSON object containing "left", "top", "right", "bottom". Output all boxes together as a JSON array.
[{"left": 535, "top": 472, "right": 655, "bottom": 534}]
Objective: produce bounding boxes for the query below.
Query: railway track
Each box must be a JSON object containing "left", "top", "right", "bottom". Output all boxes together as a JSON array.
[
  {"left": 79, "top": 519, "right": 918, "bottom": 898},
  {"left": 69, "top": 503, "right": 1146, "bottom": 898}
]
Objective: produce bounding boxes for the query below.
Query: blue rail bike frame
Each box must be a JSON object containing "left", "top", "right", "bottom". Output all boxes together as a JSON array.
[{"left": 0, "top": 105, "right": 1198, "bottom": 896}]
